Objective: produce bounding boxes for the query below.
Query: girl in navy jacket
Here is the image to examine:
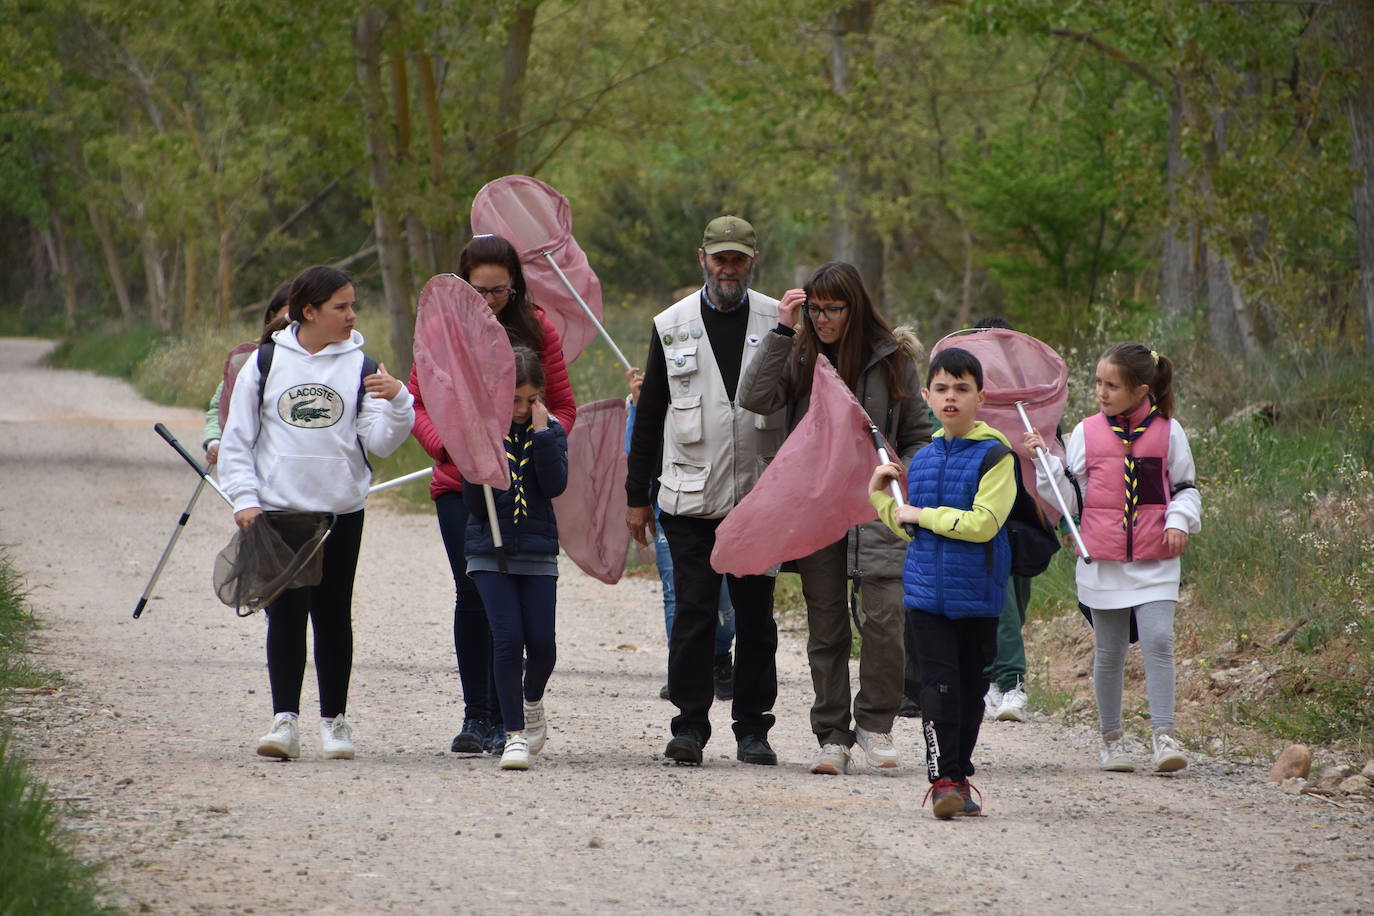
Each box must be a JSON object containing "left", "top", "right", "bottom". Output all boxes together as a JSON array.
[{"left": 461, "top": 346, "right": 568, "bottom": 770}]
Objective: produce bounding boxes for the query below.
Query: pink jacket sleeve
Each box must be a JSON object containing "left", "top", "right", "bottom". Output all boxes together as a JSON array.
[
  {"left": 408, "top": 363, "right": 447, "bottom": 462},
  {"left": 536, "top": 309, "right": 578, "bottom": 434}
]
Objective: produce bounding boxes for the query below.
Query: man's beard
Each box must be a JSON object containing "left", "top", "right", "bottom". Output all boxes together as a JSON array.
[{"left": 702, "top": 262, "right": 754, "bottom": 309}]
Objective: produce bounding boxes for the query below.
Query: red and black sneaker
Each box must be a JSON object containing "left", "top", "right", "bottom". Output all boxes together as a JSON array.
[
  {"left": 952, "top": 779, "right": 984, "bottom": 817},
  {"left": 923, "top": 777, "right": 964, "bottom": 820}
]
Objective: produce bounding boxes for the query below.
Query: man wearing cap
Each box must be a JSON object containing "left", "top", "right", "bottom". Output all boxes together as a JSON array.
[{"left": 626, "top": 215, "right": 788, "bottom": 766}]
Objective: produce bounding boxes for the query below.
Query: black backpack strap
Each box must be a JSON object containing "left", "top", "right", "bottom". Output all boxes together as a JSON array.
[
  {"left": 979, "top": 442, "right": 1013, "bottom": 477},
  {"left": 358, "top": 354, "right": 378, "bottom": 413},
  {"left": 978, "top": 442, "right": 1014, "bottom": 571},
  {"left": 356, "top": 353, "right": 378, "bottom": 472},
  {"left": 256, "top": 340, "right": 276, "bottom": 414}
]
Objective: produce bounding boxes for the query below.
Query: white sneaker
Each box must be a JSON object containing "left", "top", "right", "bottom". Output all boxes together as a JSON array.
[
  {"left": 996, "top": 682, "right": 1029, "bottom": 722},
  {"left": 320, "top": 715, "right": 355, "bottom": 760},
  {"left": 810, "top": 744, "right": 850, "bottom": 775},
  {"left": 1099, "top": 732, "right": 1135, "bottom": 772},
  {"left": 524, "top": 699, "right": 547, "bottom": 755},
  {"left": 1152, "top": 732, "right": 1188, "bottom": 773},
  {"left": 256, "top": 713, "right": 299, "bottom": 759},
  {"left": 984, "top": 684, "right": 1004, "bottom": 720},
  {"left": 500, "top": 732, "right": 530, "bottom": 770},
  {"left": 854, "top": 726, "right": 899, "bottom": 769}
]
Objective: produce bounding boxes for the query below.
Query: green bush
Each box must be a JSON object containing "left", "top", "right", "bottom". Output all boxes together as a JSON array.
[
  {"left": 0, "top": 736, "right": 110, "bottom": 916},
  {"left": 47, "top": 323, "right": 167, "bottom": 380},
  {"left": 0, "top": 555, "right": 110, "bottom": 914}
]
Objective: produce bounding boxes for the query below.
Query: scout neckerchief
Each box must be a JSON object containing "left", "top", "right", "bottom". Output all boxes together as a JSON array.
[
  {"left": 1109, "top": 401, "right": 1160, "bottom": 532},
  {"left": 505, "top": 422, "right": 534, "bottom": 523}
]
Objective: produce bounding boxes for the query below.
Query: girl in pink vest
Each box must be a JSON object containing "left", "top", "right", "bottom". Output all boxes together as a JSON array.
[{"left": 1024, "top": 343, "right": 1201, "bottom": 774}]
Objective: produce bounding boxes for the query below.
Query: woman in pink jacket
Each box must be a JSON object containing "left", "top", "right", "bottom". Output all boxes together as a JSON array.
[{"left": 409, "top": 234, "right": 577, "bottom": 756}]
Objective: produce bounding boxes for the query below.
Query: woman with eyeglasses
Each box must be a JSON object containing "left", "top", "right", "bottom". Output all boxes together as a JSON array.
[
  {"left": 739, "top": 260, "right": 933, "bottom": 776},
  {"left": 408, "top": 233, "right": 577, "bottom": 758}
]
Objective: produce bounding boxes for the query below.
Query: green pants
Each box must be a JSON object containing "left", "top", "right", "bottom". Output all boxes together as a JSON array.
[{"left": 984, "top": 575, "right": 1032, "bottom": 691}]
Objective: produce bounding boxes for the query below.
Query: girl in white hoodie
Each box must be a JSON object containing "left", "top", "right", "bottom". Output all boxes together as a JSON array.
[{"left": 219, "top": 265, "right": 415, "bottom": 760}]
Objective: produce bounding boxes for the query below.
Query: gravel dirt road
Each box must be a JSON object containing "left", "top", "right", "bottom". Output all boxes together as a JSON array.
[{"left": 2, "top": 336, "right": 1371, "bottom": 914}]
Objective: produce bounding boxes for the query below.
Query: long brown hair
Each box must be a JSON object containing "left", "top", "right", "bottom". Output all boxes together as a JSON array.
[
  {"left": 1101, "top": 342, "right": 1176, "bottom": 418},
  {"left": 458, "top": 234, "right": 545, "bottom": 354},
  {"left": 791, "top": 261, "right": 909, "bottom": 402}
]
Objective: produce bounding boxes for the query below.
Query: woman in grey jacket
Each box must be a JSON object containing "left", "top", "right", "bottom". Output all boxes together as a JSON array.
[{"left": 738, "top": 261, "right": 933, "bottom": 775}]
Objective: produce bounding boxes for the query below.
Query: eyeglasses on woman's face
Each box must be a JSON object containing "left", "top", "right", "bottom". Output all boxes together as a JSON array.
[
  {"left": 472, "top": 284, "right": 513, "bottom": 300},
  {"left": 803, "top": 301, "right": 849, "bottom": 321}
]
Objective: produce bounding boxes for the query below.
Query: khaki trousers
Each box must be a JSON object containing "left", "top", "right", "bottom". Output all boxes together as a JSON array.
[{"left": 795, "top": 539, "right": 905, "bottom": 747}]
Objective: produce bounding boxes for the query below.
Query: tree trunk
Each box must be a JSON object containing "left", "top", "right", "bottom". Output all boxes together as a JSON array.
[
  {"left": 134, "top": 202, "right": 170, "bottom": 330},
  {"left": 48, "top": 216, "right": 80, "bottom": 331},
  {"left": 217, "top": 227, "right": 232, "bottom": 328},
  {"left": 826, "top": 4, "right": 884, "bottom": 299},
  {"left": 493, "top": 0, "right": 539, "bottom": 176},
  {"left": 1159, "top": 94, "right": 1201, "bottom": 319},
  {"left": 85, "top": 199, "right": 135, "bottom": 322},
  {"left": 355, "top": 7, "right": 414, "bottom": 375},
  {"left": 1203, "top": 242, "right": 1258, "bottom": 357},
  {"left": 184, "top": 242, "right": 198, "bottom": 329},
  {"left": 416, "top": 52, "right": 456, "bottom": 268},
  {"left": 1341, "top": 0, "right": 1374, "bottom": 354}
]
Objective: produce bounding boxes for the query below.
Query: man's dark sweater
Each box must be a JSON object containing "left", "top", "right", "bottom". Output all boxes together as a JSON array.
[{"left": 625, "top": 294, "right": 753, "bottom": 508}]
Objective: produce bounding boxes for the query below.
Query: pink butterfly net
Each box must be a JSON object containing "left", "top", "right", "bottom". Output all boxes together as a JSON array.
[
  {"left": 412, "top": 274, "right": 514, "bottom": 489},
  {"left": 470, "top": 175, "right": 605, "bottom": 365},
  {"left": 711, "top": 356, "right": 881, "bottom": 577},
  {"left": 551, "top": 397, "right": 630, "bottom": 584},
  {"left": 931, "top": 327, "right": 1069, "bottom": 522}
]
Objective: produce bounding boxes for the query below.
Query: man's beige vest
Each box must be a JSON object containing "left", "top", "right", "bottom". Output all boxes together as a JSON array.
[{"left": 652, "top": 290, "right": 787, "bottom": 519}]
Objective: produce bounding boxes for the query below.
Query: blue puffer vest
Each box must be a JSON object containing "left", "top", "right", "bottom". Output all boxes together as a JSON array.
[
  {"left": 461, "top": 421, "right": 568, "bottom": 557},
  {"left": 903, "top": 435, "right": 1011, "bottom": 619}
]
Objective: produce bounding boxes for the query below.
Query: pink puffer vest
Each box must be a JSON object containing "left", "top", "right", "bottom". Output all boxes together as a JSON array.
[{"left": 1079, "top": 403, "right": 1172, "bottom": 562}]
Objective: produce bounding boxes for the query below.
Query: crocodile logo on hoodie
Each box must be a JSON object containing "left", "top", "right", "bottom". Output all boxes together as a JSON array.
[{"left": 278, "top": 384, "right": 344, "bottom": 428}]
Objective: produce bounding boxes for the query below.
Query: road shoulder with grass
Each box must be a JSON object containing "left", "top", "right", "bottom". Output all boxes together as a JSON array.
[{"left": 2, "top": 335, "right": 1371, "bottom": 915}]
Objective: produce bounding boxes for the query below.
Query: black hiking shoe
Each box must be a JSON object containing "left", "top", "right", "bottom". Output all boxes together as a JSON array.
[
  {"left": 736, "top": 733, "right": 777, "bottom": 766},
  {"left": 665, "top": 732, "right": 704, "bottom": 765},
  {"left": 712, "top": 652, "right": 734, "bottom": 701},
  {"left": 485, "top": 725, "right": 507, "bottom": 756},
  {"left": 450, "top": 717, "right": 491, "bottom": 753}
]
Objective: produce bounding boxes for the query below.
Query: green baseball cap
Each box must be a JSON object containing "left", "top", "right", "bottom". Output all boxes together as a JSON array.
[{"left": 701, "top": 215, "right": 758, "bottom": 257}]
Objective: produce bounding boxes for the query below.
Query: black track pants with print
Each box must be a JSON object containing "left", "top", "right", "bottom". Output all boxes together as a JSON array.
[{"left": 907, "top": 608, "right": 997, "bottom": 782}]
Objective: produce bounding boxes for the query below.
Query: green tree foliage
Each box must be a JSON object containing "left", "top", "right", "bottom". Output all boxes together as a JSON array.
[{"left": 0, "top": 0, "right": 1366, "bottom": 358}]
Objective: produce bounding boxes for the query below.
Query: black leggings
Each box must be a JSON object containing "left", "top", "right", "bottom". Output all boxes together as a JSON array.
[{"left": 265, "top": 510, "right": 364, "bottom": 719}]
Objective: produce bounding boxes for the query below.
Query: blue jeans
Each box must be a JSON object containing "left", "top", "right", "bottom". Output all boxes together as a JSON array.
[
  {"left": 470, "top": 572, "right": 557, "bottom": 732},
  {"left": 655, "top": 505, "right": 734, "bottom": 657},
  {"left": 435, "top": 493, "right": 500, "bottom": 725}
]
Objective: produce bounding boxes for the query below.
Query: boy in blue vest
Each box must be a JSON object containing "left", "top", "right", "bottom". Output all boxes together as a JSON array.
[{"left": 869, "top": 347, "right": 1016, "bottom": 818}]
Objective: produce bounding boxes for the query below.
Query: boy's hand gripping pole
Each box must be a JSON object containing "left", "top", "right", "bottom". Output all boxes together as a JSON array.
[
  {"left": 1013, "top": 401, "right": 1092, "bottom": 563},
  {"left": 868, "top": 425, "right": 917, "bottom": 538}
]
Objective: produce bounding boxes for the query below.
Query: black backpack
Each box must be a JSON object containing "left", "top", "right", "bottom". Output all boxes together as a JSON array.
[
  {"left": 255, "top": 340, "right": 379, "bottom": 469},
  {"left": 981, "top": 443, "right": 1061, "bottom": 578},
  {"left": 255, "top": 341, "right": 377, "bottom": 413}
]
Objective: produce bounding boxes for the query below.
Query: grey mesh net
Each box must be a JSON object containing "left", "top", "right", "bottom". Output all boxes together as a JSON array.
[{"left": 213, "top": 511, "right": 334, "bottom": 616}]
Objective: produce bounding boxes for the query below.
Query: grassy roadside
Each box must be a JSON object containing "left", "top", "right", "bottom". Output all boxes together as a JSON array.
[{"left": 0, "top": 552, "right": 112, "bottom": 914}]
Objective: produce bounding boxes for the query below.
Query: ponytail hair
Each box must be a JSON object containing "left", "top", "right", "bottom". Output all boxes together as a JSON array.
[
  {"left": 258, "top": 282, "right": 293, "bottom": 344},
  {"left": 1101, "top": 342, "right": 1175, "bottom": 418}
]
